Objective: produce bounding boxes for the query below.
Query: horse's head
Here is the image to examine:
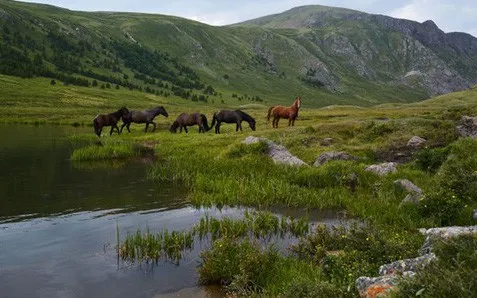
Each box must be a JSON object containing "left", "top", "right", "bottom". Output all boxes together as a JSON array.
[
  {"left": 169, "top": 121, "right": 178, "bottom": 133},
  {"left": 119, "top": 107, "right": 130, "bottom": 117},
  {"left": 156, "top": 106, "right": 169, "bottom": 118},
  {"left": 294, "top": 97, "right": 302, "bottom": 109},
  {"left": 249, "top": 120, "right": 256, "bottom": 131}
]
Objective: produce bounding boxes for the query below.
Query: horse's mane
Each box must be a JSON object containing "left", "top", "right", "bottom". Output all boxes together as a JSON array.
[{"left": 235, "top": 110, "right": 255, "bottom": 123}]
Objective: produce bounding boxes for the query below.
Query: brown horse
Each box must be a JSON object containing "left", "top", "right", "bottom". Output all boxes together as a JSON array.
[
  {"left": 93, "top": 107, "right": 129, "bottom": 137},
  {"left": 267, "top": 96, "right": 302, "bottom": 128},
  {"left": 169, "top": 113, "right": 210, "bottom": 133}
]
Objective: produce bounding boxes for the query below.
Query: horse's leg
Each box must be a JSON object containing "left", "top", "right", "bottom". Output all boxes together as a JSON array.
[
  {"left": 109, "top": 126, "right": 115, "bottom": 136},
  {"left": 289, "top": 118, "right": 292, "bottom": 126},
  {"left": 215, "top": 122, "right": 220, "bottom": 134},
  {"left": 127, "top": 123, "right": 131, "bottom": 133},
  {"left": 120, "top": 122, "right": 127, "bottom": 133},
  {"left": 239, "top": 122, "right": 243, "bottom": 131},
  {"left": 180, "top": 126, "right": 183, "bottom": 133},
  {"left": 184, "top": 126, "right": 188, "bottom": 133},
  {"left": 151, "top": 121, "right": 156, "bottom": 132},
  {"left": 145, "top": 123, "right": 149, "bottom": 132},
  {"left": 276, "top": 118, "right": 280, "bottom": 128},
  {"left": 115, "top": 125, "right": 120, "bottom": 135}
]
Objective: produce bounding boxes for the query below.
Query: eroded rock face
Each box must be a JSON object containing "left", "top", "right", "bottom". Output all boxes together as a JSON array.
[
  {"left": 365, "top": 162, "right": 397, "bottom": 176},
  {"left": 457, "top": 116, "right": 477, "bottom": 138},
  {"left": 313, "top": 151, "right": 358, "bottom": 166},
  {"left": 378, "top": 254, "right": 436, "bottom": 276},
  {"left": 356, "top": 275, "right": 398, "bottom": 298},
  {"left": 243, "top": 136, "right": 307, "bottom": 166},
  {"left": 407, "top": 136, "right": 426, "bottom": 148}
]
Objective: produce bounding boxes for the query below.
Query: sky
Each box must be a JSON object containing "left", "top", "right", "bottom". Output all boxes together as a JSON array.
[{"left": 19, "top": 0, "right": 477, "bottom": 37}]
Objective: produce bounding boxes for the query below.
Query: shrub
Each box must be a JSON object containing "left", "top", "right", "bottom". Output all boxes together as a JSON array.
[{"left": 415, "top": 147, "right": 450, "bottom": 173}]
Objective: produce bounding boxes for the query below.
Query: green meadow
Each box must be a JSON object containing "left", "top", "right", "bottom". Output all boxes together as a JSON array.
[{"left": 2, "top": 74, "right": 477, "bottom": 296}]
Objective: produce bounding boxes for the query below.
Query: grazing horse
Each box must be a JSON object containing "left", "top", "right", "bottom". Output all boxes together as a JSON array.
[
  {"left": 93, "top": 107, "right": 129, "bottom": 137},
  {"left": 267, "top": 96, "right": 302, "bottom": 128},
  {"left": 169, "top": 113, "right": 210, "bottom": 133},
  {"left": 120, "top": 106, "right": 169, "bottom": 133},
  {"left": 209, "top": 109, "right": 256, "bottom": 134}
]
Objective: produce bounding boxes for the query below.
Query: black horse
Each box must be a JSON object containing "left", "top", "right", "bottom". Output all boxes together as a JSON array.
[
  {"left": 169, "top": 113, "right": 210, "bottom": 133},
  {"left": 93, "top": 107, "right": 129, "bottom": 137},
  {"left": 209, "top": 110, "right": 256, "bottom": 134},
  {"left": 120, "top": 106, "right": 169, "bottom": 133}
]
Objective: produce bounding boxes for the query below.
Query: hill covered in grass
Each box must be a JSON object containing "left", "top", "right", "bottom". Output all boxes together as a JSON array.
[{"left": 0, "top": 1, "right": 476, "bottom": 107}]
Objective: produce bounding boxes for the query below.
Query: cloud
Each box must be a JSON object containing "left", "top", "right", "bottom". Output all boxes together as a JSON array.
[{"left": 390, "top": 0, "right": 477, "bottom": 34}]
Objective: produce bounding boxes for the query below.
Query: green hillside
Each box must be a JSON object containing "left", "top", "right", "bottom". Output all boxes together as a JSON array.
[{"left": 0, "top": 1, "right": 476, "bottom": 107}]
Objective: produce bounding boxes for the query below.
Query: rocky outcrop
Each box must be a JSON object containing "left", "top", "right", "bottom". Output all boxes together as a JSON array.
[
  {"left": 419, "top": 225, "right": 477, "bottom": 254},
  {"left": 243, "top": 136, "right": 307, "bottom": 166},
  {"left": 457, "top": 116, "right": 477, "bottom": 138},
  {"left": 357, "top": 225, "right": 477, "bottom": 297},
  {"left": 394, "top": 179, "right": 423, "bottom": 205},
  {"left": 365, "top": 162, "right": 397, "bottom": 176},
  {"left": 313, "top": 151, "right": 358, "bottom": 166},
  {"left": 406, "top": 136, "right": 426, "bottom": 149}
]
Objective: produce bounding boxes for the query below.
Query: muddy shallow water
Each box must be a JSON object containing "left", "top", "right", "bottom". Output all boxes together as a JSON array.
[{"left": 0, "top": 125, "right": 344, "bottom": 298}]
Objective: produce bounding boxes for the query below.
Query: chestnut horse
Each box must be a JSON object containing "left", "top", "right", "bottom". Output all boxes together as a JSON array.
[
  {"left": 169, "top": 113, "right": 210, "bottom": 133},
  {"left": 93, "top": 107, "right": 129, "bottom": 137},
  {"left": 267, "top": 96, "right": 302, "bottom": 128}
]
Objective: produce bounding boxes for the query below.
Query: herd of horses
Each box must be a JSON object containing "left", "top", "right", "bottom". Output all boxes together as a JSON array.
[{"left": 93, "top": 96, "right": 302, "bottom": 137}]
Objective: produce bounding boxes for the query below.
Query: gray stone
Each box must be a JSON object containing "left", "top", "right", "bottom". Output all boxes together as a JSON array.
[
  {"left": 356, "top": 275, "right": 398, "bottom": 298},
  {"left": 378, "top": 254, "right": 436, "bottom": 276},
  {"left": 394, "top": 179, "right": 422, "bottom": 194},
  {"left": 313, "top": 151, "right": 358, "bottom": 167},
  {"left": 473, "top": 210, "right": 477, "bottom": 221},
  {"left": 365, "top": 162, "right": 398, "bottom": 176},
  {"left": 457, "top": 116, "right": 477, "bottom": 138},
  {"left": 243, "top": 136, "right": 307, "bottom": 166},
  {"left": 407, "top": 136, "right": 426, "bottom": 148},
  {"left": 321, "top": 137, "right": 334, "bottom": 146},
  {"left": 419, "top": 225, "right": 477, "bottom": 254}
]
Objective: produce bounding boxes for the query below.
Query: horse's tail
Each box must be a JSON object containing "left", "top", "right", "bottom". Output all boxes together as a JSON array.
[
  {"left": 209, "top": 112, "right": 217, "bottom": 131},
  {"left": 93, "top": 116, "right": 100, "bottom": 137},
  {"left": 201, "top": 114, "right": 210, "bottom": 131},
  {"left": 267, "top": 106, "right": 275, "bottom": 123}
]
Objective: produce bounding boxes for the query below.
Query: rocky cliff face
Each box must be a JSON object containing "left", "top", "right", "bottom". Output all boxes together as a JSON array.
[{"left": 238, "top": 5, "right": 477, "bottom": 97}]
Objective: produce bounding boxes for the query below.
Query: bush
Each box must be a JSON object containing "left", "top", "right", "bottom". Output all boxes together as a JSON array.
[
  {"left": 224, "top": 141, "right": 269, "bottom": 159},
  {"left": 415, "top": 147, "right": 450, "bottom": 173},
  {"left": 198, "top": 238, "right": 279, "bottom": 295},
  {"left": 417, "top": 190, "right": 466, "bottom": 226}
]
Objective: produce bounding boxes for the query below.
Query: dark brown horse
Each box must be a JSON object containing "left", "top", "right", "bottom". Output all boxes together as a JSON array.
[
  {"left": 209, "top": 109, "right": 256, "bottom": 134},
  {"left": 93, "top": 107, "right": 129, "bottom": 137},
  {"left": 120, "top": 106, "right": 169, "bottom": 133},
  {"left": 169, "top": 113, "right": 210, "bottom": 133},
  {"left": 267, "top": 96, "right": 302, "bottom": 128}
]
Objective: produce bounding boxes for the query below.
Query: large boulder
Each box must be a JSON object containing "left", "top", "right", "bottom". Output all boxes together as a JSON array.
[
  {"left": 457, "top": 116, "right": 477, "bottom": 138},
  {"left": 243, "top": 136, "right": 307, "bottom": 166},
  {"left": 356, "top": 275, "right": 398, "bottom": 298},
  {"left": 407, "top": 136, "right": 426, "bottom": 148},
  {"left": 313, "top": 151, "right": 358, "bottom": 167},
  {"left": 365, "top": 162, "right": 397, "bottom": 176}
]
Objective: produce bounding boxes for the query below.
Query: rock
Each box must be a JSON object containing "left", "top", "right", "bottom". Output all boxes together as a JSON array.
[
  {"left": 473, "top": 210, "right": 477, "bottom": 221},
  {"left": 378, "top": 254, "right": 436, "bottom": 276},
  {"left": 407, "top": 136, "right": 426, "bottom": 148},
  {"left": 356, "top": 275, "right": 398, "bottom": 298},
  {"left": 365, "top": 162, "right": 397, "bottom": 176},
  {"left": 394, "top": 179, "right": 422, "bottom": 193},
  {"left": 321, "top": 137, "right": 334, "bottom": 146},
  {"left": 394, "top": 179, "right": 423, "bottom": 205},
  {"left": 457, "top": 116, "right": 477, "bottom": 138},
  {"left": 243, "top": 136, "right": 307, "bottom": 166},
  {"left": 419, "top": 225, "right": 477, "bottom": 254},
  {"left": 313, "top": 151, "right": 358, "bottom": 166}
]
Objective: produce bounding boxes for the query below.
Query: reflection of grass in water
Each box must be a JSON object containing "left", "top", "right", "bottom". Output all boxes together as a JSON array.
[
  {"left": 72, "top": 159, "right": 128, "bottom": 170},
  {"left": 119, "top": 211, "right": 309, "bottom": 264},
  {"left": 71, "top": 137, "right": 154, "bottom": 161}
]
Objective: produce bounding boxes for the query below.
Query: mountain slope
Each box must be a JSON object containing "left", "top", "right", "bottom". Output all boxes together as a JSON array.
[{"left": 0, "top": 1, "right": 476, "bottom": 107}]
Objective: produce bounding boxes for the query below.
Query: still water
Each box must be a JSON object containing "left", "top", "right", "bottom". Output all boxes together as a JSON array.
[{"left": 0, "top": 125, "right": 342, "bottom": 298}]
